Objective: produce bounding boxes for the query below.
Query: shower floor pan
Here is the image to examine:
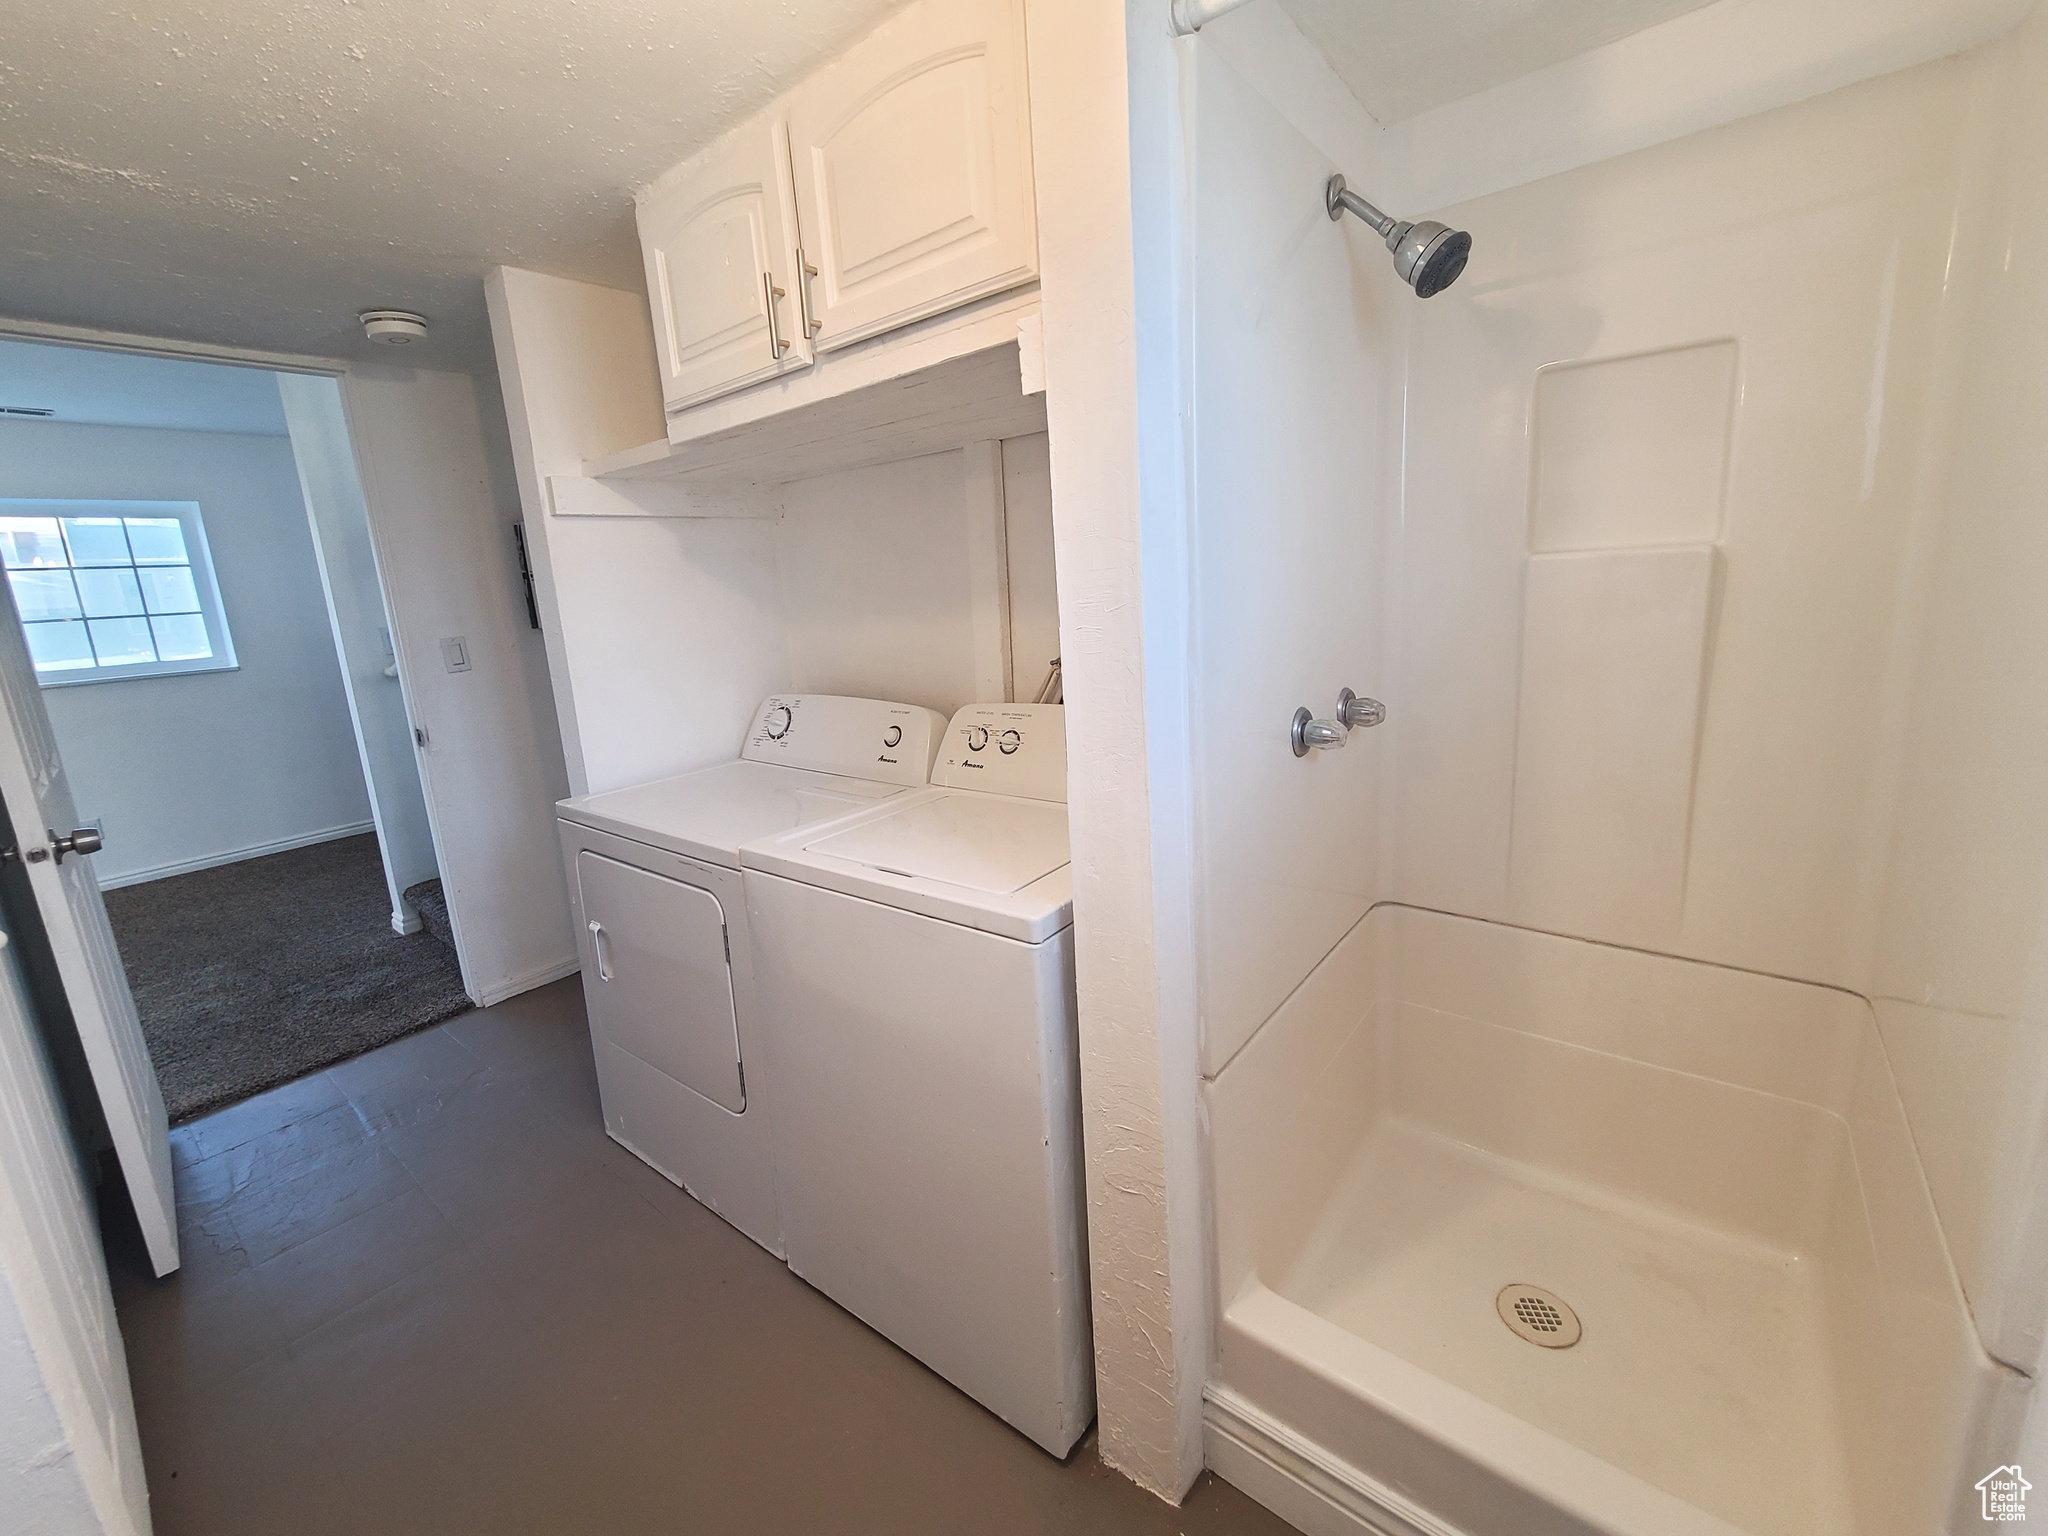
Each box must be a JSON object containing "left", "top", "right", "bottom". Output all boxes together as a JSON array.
[
  {"left": 1279, "top": 1121, "right": 1840, "bottom": 1535},
  {"left": 1203, "top": 905, "right": 2014, "bottom": 1536}
]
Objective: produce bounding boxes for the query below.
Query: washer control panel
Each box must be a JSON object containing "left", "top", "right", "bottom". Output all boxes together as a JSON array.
[
  {"left": 931, "top": 703, "right": 1066, "bottom": 803},
  {"left": 740, "top": 695, "right": 945, "bottom": 785}
]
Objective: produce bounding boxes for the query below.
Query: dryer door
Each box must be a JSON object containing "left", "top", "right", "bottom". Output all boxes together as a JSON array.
[{"left": 576, "top": 851, "right": 746, "bottom": 1113}]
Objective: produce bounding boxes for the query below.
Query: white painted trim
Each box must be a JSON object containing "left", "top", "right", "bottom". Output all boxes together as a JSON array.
[
  {"left": 473, "top": 952, "right": 580, "bottom": 1008},
  {"left": 964, "top": 439, "right": 1014, "bottom": 702},
  {"left": 545, "top": 474, "right": 780, "bottom": 521},
  {"left": 1203, "top": 1386, "right": 1467, "bottom": 1536},
  {"left": 391, "top": 907, "right": 424, "bottom": 937},
  {"left": 94, "top": 820, "right": 377, "bottom": 890},
  {"left": 0, "top": 314, "right": 347, "bottom": 378}
]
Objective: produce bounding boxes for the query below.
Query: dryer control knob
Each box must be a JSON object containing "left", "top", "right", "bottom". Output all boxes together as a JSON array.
[
  {"left": 883, "top": 725, "right": 902, "bottom": 748},
  {"left": 967, "top": 726, "right": 989, "bottom": 751},
  {"left": 765, "top": 704, "right": 792, "bottom": 739}
]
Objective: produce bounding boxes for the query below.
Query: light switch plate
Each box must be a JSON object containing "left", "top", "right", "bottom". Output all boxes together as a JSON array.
[{"left": 440, "top": 636, "right": 471, "bottom": 674}]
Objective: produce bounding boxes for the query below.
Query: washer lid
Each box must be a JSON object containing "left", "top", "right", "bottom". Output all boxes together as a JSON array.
[{"left": 802, "top": 793, "right": 1069, "bottom": 894}]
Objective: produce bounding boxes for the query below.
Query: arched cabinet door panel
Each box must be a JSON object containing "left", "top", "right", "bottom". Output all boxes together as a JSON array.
[
  {"left": 638, "top": 118, "right": 812, "bottom": 413},
  {"left": 786, "top": 0, "right": 1037, "bottom": 355}
]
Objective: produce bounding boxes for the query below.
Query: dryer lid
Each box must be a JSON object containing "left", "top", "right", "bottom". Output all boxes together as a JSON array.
[
  {"left": 559, "top": 760, "right": 900, "bottom": 868},
  {"left": 801, "top": 792, "right": 1069, "bottom": 895}
]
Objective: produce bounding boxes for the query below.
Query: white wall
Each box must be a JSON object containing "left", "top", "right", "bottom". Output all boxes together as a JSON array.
[
  {"left": 1001, "top": 433, "right": 1061, "bottom": 699},
  {"left": 1866, "top": 0, "right": 2048, "bottom": 1376},
  {"left": 0, "top": 418, "right": 371, "bottom": 886},
  {"left": 487, "top": 267, "right": 793, "bottom": 798},
  {"left": 1384, "top": 50, "right": 1989, "bottom": 990},
  {"left": 1024, "top": 0, "right": 1210, "bottom": 1501},
  {"left": 1185, "top": 0, "right": 2048, "bottom": 1492},
  {"left": 1186, "top": 45, "right": 1395, "bottom": 1078},
  {"left": 276, "top": 373, "right": 439, "bottom": 933},
  {"left": 343, "top": 362, "right": 579, "bottom": 1005},
  {"left": 777, "top": 451, "right": 981, "bottom": 717},
  {"left": 775, "top": 438, "right": 1056, "bottom": 718}
]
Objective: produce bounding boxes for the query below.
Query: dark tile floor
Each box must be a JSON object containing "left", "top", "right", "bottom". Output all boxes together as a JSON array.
[{"left": 105, "top": 979, "right": 1295, "bottom": 1536}]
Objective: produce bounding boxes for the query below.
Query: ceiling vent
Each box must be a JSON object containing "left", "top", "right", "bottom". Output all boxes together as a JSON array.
[{"left": 359, "top": 309, "right": 429, "bottom": 346}]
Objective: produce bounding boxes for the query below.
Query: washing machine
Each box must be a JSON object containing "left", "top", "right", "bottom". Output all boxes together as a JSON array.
[
  {"left": 739, "top": 702, "right": 1090, "bottom": 1455},
  {"left": 555, "top": 695, "right": 944, "bottom": 1257}
]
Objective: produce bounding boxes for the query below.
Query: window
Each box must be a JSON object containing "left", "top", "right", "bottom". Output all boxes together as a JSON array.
[{"left": 0, "top": 500, "right": 237, "bottom": 685}]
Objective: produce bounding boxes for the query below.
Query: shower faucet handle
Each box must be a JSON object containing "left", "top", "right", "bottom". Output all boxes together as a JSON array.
[
  {"left": 1292, "top": 707, "right": 1348, "bottom": 757},
  {"left": 1337, "top": 689, "right": 1386, "bottom": 730}
]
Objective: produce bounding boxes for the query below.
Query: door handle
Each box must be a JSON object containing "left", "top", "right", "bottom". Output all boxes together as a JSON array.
[
  {"left": 50, "top": 827, "right": 103, "bottom": 864},
  {"left": 587, "top": 919, "right": 614, "bottom": 982},
  {"left": 795, "top": 250, "right": 822, "bottom": 338},
  {"left": 763, "top": 272, "right": 789, "bottom": 361}
]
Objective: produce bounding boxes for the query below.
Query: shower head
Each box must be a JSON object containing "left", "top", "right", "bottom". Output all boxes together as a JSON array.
[{"left": 1326, "top": 174, "right": 1471, "bottom": 299}]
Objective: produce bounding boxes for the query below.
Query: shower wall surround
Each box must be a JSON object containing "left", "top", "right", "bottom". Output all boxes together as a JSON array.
[{"left": 1187, "top": 3, "right": 2048, "bottom": 1530}]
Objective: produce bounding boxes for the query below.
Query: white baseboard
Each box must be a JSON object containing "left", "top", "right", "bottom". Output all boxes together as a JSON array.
[
  {"left": 95, "top": 821, "right": 378, "bottom": 891},
  {"left": 1203, "top": 1387, "right": 1467, "bottom": 1536},
  {"left": 473, "top": 953, "right": 580, "bottom": 1009},
  {"left": 391, "top": 908, "right": 423, "bottom": 936}
]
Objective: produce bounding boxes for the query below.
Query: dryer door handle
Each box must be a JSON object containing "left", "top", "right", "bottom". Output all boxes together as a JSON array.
[{"left": 587, "top": 919, "right": 615, "bottom": 982}]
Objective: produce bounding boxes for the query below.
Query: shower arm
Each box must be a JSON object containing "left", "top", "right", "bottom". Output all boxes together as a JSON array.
[
  {"left": 1326, "top": 178, "right": 1398, "bottom": 240},
  {"left": 1169, "top": 0, "right": 1260, "bottom": 35}
]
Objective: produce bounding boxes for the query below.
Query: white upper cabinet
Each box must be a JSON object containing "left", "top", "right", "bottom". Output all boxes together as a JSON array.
[
  {"left": 638, "top": 119, "right": 812, "bottom": 412},
  {"left": 786, "top": 0, "right": 1038, "bottom": 354}
]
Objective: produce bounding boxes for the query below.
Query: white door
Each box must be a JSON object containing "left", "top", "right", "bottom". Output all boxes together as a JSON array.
[
  {"left": 0, "top": 929, "right": 152, "bottom": 1536},
  {"left": 0, "top": 579, "right": 177, "bottom": 1278},
  {"left": 576, "top": 852, "right": 745, "bottom": 1114},
  {"left": 637, "top": 118, "right": 813, "bottom": 413},
  {"left": 785, "top": 0, "right": 1039, "bottom": 353}
]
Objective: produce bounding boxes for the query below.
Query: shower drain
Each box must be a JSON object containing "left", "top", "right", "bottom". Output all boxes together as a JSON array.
[{"left": 1497, "top": 1284, "right": 1582, "bottom": 1348}]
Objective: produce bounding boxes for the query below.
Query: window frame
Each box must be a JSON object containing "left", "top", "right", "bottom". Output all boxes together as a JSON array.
[{"left": 0, "top": 498, "right": 239, "bottom": 687}]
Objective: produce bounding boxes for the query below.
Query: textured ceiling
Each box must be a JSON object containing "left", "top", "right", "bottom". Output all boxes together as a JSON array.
[
  {"left": 1273, "top": 0, "right": 1724, "bottom": 123},
  {"left": 0, "top": 0, "right": 909, "bottom": 371},
  {"left": 0, "top": 338, "right": 289, "bottom": 436}
]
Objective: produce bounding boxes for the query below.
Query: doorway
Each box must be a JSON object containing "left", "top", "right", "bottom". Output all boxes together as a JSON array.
[{"left": 0, "top": 337, "right": 469, "bottom": 1120}]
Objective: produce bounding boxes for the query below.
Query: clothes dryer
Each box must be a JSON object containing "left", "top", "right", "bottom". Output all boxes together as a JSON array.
[{"left": 556, "top": 695, "right": 943, "bottom": 1256}]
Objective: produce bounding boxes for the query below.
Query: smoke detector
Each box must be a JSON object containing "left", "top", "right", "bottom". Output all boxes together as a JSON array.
[{"left": 359, "top": 309, "right": 428, "bottom": 345}]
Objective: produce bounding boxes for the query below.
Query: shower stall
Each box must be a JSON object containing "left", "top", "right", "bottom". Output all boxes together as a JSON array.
[{"left": 1179, "top": 4, "right": 2048, "bottom": 1531}]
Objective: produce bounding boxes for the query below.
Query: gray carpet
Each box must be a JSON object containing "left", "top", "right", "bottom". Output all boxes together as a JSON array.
[
  {"left": 402, "top": 876, "right": 454, "bottom": 952},
  {"left": 104, "top": 833, "right": 473, "bottom": 1123}
]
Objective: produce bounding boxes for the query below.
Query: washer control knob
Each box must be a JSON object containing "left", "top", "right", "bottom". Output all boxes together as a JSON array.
[
  {"left": 764, "top": 704, "right": 792, "bottom": 740},
  {"left": 967, "top": 726, "right": 989, "bottom": 752},
  {"left": 882, "top": 725, "right": 902, "bottom": 748},
  {"left": 998, "top": 729, "right": 1021, "bottom": 755}
]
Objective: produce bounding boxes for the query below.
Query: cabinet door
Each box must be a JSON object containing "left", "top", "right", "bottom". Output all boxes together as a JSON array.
[
  {"left": 576, "top": 852, "right": 746, "bottom": 1114},
  {"left": 637, "top": 119, "right": 812, "bottom": 412},
  {"left": 786, "top": 0, "right": 1038, "bottom": 354}
]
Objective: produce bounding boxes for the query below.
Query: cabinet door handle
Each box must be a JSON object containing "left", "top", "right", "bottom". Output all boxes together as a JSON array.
[
  {"left": 588, "top": 919, "right": 615, "bottom": 982},
  {"left": 763, "top": 272, "right": 789, "bottom": 360},
  {"left": 796, "top": 251, "right": 822, "bottom": 338}
]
